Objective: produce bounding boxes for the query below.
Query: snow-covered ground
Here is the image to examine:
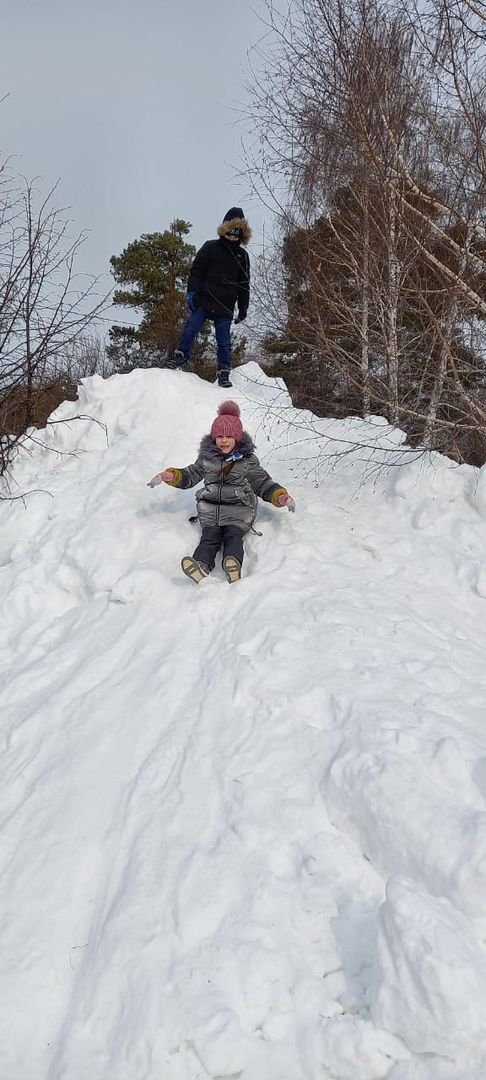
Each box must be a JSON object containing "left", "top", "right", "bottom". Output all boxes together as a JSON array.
[{"left": 2, "top": 361, "right": 486, "bottom": 1080}]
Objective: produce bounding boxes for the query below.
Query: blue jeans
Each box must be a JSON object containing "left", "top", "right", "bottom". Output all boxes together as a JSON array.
[{"left": 178, "top": 307, "right": 232, "bottom": 371}]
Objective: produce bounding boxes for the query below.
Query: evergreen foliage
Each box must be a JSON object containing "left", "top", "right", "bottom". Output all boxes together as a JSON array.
[{"left": 108, "top": 220, "right": 211, "bottom": 372}]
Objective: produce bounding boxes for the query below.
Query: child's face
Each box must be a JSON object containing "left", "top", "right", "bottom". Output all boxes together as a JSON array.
[{"left": 215, "top": 435, "right": 236, "bottom": 454}]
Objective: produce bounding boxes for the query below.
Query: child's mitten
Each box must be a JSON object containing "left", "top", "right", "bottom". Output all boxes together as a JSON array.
[
  {"left": 277, "top": 493, "right": 296, "bottom": 512},
  {"left": 147, "top": 470, "right": 175, "bottom": 488}
]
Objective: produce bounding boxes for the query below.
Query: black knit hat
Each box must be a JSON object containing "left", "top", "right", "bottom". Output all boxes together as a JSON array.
[{"left": 223, "top": 207, "right": 244, "bottom": 221}]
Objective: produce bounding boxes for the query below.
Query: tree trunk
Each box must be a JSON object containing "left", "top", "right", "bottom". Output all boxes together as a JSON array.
[
  {"left": 423, "top": 228, "right": 471, "bottom": 448},
  {"left": 386, "top": 185, "right": 400, "bottom": 424},
  {"left": 361, "top": 184, "right": 371, "bottom": 417}
]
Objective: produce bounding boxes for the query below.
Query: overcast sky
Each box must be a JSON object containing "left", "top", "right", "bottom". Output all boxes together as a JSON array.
[{"left": 0, "top": 0, "right": 272, "bottom": 324}]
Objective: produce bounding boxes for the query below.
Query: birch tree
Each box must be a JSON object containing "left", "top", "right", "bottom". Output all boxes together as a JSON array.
[{"left": 247, "top": 0, "right": 486, "bottom": 462}]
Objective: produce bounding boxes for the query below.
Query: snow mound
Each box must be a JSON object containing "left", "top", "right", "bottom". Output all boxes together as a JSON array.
[
  {"left": 1, "top": 362, "right": 486, "bottom": 1080},
  {"left": 324, "top": 729, "right": 486, "bottom": 919},
  {"left": 371, "top": 876, "right": 486, "bottom": 1058}
]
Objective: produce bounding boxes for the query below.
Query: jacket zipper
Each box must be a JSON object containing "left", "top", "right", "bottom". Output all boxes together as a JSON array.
[
  {"left": 216, "top": 457, "right": 239, "bottom": 523},
  {"left": 216, "top": 462, "right": 224, "bottom": 524}
]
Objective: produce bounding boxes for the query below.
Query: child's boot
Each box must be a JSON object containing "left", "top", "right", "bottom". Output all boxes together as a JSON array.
[
  {"left": 223, "top": 555, "right": 241, "bottom": 583},
  {"left": 217, "top": 370, "right": 232, "bottom": 388},
  {"left": 181, "top": 556, "right": 210, "bottom": 584}
]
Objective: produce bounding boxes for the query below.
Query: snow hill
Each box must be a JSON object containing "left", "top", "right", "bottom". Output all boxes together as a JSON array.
[{"left": 2, "top": 361, "right": 486, "bottom": 1080}]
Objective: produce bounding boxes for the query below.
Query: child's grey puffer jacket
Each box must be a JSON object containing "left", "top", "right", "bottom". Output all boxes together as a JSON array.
[{"left": 166, "top": 433, "right": 288, "bottom": 532}]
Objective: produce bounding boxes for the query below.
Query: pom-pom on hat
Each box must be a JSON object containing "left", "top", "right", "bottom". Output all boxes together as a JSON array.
[{"left": 211, "top": 400, "right": 243, "bottom": 442}]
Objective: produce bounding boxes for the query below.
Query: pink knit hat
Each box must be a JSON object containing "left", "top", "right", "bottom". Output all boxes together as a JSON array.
[{"left": 211, "top": 400, "right": 243, "bottom": 442}]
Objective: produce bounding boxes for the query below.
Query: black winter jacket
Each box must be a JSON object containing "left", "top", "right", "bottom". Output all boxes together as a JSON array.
[{"left": 187, "top": 238, "right": 250, "bottom": 319}]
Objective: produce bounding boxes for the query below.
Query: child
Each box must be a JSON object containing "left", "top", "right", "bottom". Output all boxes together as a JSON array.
[
  {"left": 168, "top": 207, "right": 251, "bottom": 389},
  {"left": 149, "top": 401, "right": 295, "bottom": 584}
]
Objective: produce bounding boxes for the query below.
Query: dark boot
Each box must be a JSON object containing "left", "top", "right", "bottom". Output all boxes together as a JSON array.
[
  {"left": 168, "top": 350, "right": 189, "bottom": 370},
  {"left": 217, "top": 370, "right": 232, "bottom": 388}
]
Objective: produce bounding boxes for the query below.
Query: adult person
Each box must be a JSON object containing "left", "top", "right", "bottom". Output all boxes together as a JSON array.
[{"left": 169, "top": 207, "right": 251, "bottom": 388}]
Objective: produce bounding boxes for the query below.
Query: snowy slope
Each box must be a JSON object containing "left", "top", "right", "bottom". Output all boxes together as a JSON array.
[{"left": 2, "top": 362, "right": 486, "bottom": 1080}]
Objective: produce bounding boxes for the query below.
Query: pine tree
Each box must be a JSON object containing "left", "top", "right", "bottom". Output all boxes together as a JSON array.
[{"left": 108, "top": 219, "right": 210, "bottom": 371}]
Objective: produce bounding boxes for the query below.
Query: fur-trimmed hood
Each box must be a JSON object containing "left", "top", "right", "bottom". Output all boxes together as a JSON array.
[
  {"left": 199, "top": 432, "right": 255, "bottom": 458},
  {"left": 217, "top": 216, "right": 251, "bottom": 246}
]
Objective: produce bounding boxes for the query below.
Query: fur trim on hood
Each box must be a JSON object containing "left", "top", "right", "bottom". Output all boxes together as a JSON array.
[
  {"left": 217, "top": 216, "right": 252, "bottom": 246},
  {"left": 199, "top": 432, "right": 255, "bottom": 458}
]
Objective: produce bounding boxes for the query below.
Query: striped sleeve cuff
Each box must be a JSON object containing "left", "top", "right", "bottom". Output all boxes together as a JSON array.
[{"left": 166, "top": 467, "right": 183, "bottom": 487}]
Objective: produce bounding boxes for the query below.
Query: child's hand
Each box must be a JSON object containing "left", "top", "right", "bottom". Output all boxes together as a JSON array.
[
  {"left": 147, "top": 470, "right": 175, "bottom": 488},
  {"left": 277, "top": 493, "right": 296, "bottom": 512}
]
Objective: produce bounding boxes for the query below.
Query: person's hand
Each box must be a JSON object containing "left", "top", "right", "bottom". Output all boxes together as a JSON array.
[
  {"left": 277, "top": 493, "right": 296, "bottom": 512},
  {"left": 187, "top": 291, "right": 198, "bottom": 312},
  {"left": 147, "top": 470, "right": 175, "bottom": 487},
  {"left": 234, "top": 311, "right": 247, "bottom": 324}
]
